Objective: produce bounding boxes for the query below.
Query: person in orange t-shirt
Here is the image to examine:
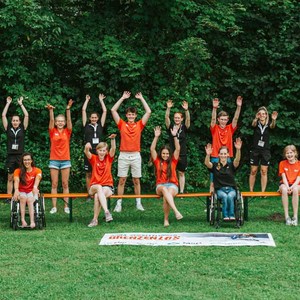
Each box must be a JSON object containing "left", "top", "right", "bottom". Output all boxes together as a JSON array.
[
  {"left": 13, "top": 152, "right": 42, "bottom": 228},
  {"left": 84, "top": 134, "right": 116, "bottom": 227},
  {"left": 150, "top": 126, "right": 183, "bottom": 227},
  {"left": 46, "top": 99, "right": 73, "bottom": 215},
  {"left": 111, "top": 91, "right": 151, "bottom": 213},
  {"left": 279, "top": 145, "right": 300, "bottom": 226},
  {"left": 209, "top": 96, "right": 243, "bottom": 192}
]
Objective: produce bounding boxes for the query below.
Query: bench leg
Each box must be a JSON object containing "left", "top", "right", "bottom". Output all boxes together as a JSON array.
[{"left": 69, "top": 198, "right": 73, "bottom": 222}]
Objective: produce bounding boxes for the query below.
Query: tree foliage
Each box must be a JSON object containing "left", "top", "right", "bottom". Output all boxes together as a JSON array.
[{"left": 0, "top": 0, "right": 299, "bottom": 192}]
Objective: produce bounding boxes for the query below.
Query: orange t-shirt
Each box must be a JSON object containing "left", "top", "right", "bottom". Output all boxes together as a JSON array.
[
  {"left": 89, "top": 154, "right": 114, "bottom": 187},
  {"left": 118, "top": 119, "right": 145, "bottom": 152},
  {"left": 210, "top": 123, "right": 236, "bottom": 157},
  {"left": 278, "top": 160, "right": 300, "bottom": 185},
  {"left": 49, "top": 128, "right": 72, "bottom": 160},
  {"left": 153, "top": 156, "right": 178, "bottom": 186},
  {"left": 14, "top": 167, "right": 42, "bottom": 193}
]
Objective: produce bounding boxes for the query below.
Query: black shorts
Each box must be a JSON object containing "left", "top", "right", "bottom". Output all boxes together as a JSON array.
[
  {"left": 250, "top": 149, "right": 271, "bottom": 166},
  {"left": 6, "top": 154, "right": 22, "bottom": 174},
  {"left": 84, "top": 149, "right": 97, "bottom": 172},
  {"left": 176, "top": 155, "right": 188, "bottom": 172}
]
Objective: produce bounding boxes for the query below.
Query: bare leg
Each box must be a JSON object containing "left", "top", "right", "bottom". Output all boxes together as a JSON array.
[
  {"left": 50, "top": 168, "right": 59, "bottom": 208},
  {"left": 92, "top": 194, "right": 101, "bottom": 221},
  {"left": 20, "top": 197, "right": 27, "bottom": 227},
  {"left": 61, "top": 167, "right": 70, "bottom": 208},
  {"left": 292, "top": 186, "right": 299, "bottom": 219},
  {"left": 249, "top": 165, "right": 258, "bottom": 192},
  {"left": 280, "top": 185, "right": 289, "bottom": 219},
  {"left": 27, "top": 197, "right": 36, "bottom": 228},
  {"left": 117, "top": 177, "right": 127, "bottom": 199},
  {"left": 178, "top": 171, "right": 185, "bottom": 193},
  {"left": 163, "top": 199, "right": 170, "bottom": 227},
  {"left": 260, "top": 166, "right": 268, "bottom": 192},
  {"left": 7, "top": 173, "right": 14, "bottom": 194}
]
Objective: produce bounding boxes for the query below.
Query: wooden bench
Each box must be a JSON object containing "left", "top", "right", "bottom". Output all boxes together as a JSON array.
[{"left": 3, "top": 191, "right": 291, "bottom": 222}]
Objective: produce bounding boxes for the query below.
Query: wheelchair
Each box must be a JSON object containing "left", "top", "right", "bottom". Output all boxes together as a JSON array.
[
  {"left": 207, "top": 188, "right": 244, "bottom": 228},
  {"left": 10, "top": 196, "right": 46, "bottom": 230}
]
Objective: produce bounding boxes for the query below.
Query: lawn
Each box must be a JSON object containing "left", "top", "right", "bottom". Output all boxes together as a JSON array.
[{"left": 0, "top": 195, "right": 299, "bottom": 300}]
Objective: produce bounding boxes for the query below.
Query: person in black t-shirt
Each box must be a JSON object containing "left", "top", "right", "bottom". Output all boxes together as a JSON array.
[
  {"left": 249, "top": 107, "right": 278, "bottom": 192},
  {"left": 82, "top": 94, "right": 107, "bottom": 194},
  {"left": 205, "top": 138, "right": 242, "bottom": 220},
  {"left": 2, "top": 96, "right": 29, "bottom": 200},
  {"left": 165, "top": 99, "right": 190, "bottom": 194}
]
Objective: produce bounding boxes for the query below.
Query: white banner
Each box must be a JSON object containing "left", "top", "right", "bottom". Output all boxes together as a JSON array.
[{"left": 99, "top": 232, "right": 276, "bottom": 247}]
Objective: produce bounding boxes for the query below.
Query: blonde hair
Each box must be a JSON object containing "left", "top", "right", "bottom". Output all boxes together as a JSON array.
[
  {"left": 96, "top": 142, "right": 109, "bottom": 151},
  {"left": 283, "top": 145, "right": 298, "bottom": 159}
]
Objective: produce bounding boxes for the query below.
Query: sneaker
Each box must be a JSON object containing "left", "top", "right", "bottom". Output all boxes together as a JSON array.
[
  {"left": 88, "top": 219, "right": 98, "bottom": 227},
  {"left": 223, "top": 217, "right": 229, "bottom": 221},
  {"left": 105, "top": 211, "right": 113, "bottom": 222},
  {"left": 64, "top": 207, "right": 70, "bottom": 214},
  {"left": 114, "top": 201, "right": 122, "bottom": 213},
  {"left": 285, "top": 217, "right": 292, "bottom": 226},
  {"left": 50, "top": 207, "right": 57, "bottom": 214},
  {"left": 229, "top": 216, "right": 236, "bottom": 221},
  {"left": 136, "top": 203, "right": 145, "bottom": 211},
  {"left": 291, "top": 217, "right": 298, "bottom": 226}
]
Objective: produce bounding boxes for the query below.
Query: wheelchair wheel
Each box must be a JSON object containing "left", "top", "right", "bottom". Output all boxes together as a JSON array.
[
  {"left": 11, "top": 201, "right": 19, "bottom": 230},
  {"left": 39, "top": 196, "right": 46, "bottom": 228},
  {"left": 216, "top": 196, "right": 221, "bottom": 228},
  {"left": 235, "top": 190, "right": 244, "bottom": 227},
  {"left": 209, "top": 193, "right": 216, "bottom": 226}
]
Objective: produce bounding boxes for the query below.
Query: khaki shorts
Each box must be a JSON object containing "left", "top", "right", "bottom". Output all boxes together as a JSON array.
[{"left": 117, "top": 152, "right": 142, "bottom": 178}]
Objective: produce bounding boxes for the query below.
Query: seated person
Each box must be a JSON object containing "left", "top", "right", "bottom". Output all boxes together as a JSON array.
[
  {"left": 150, "top": 126, "right": 183, "bottom": 227},
  {"left": 84, "top": 134, "right": 116, "bottom": 227},
  {"left": 13, "top": 152, "right": 42, "bottom": 228},
  {"left": 204, "top": 138, "right": 242, "bottom": 220}
]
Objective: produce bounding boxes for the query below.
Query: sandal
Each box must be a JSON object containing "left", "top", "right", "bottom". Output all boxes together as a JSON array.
[{"left": 88, "top": 219, "right": 98, "bottom": 227}]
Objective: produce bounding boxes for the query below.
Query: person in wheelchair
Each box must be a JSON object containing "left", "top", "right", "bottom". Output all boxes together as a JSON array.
[
  {"left": 205, "top": 138, "right": 242, "bottom": 221},
  {"left": 13, "top": 152, "right": 42, "bottom": 228}
]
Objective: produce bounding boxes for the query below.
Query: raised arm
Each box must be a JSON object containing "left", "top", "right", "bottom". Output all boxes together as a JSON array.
[
  {"left": 233, "top": 137, "right": 242, "bottom": 168},
  {"left": 150, "top": 126, "right": 161, "bottom": 161},
  {"left": 232, "top": 96, "right": 243, "bottom": 129},
  {"left": 135, "top": 92, "right": 152, "bottom": 125},
  {"left": 84, "top": 142, "right": 93, "bottom": 160},
  {"left": 2, "top": 96, "right": 12, "bottom": 130},
  {"left": 270, "top": 111, "right": 278, "bottom": 129},
  {"left": 17, "top": 97, "right": 29, "bottom": 129},
  {"left": 82, "top": 94, "right": 90, "bottom": 126},
  {"left": 66, "top": 99, "right": 73, "bottom": 130},
  {"left": 182, "top": 100, "right": 190, "bottom": 129},
  {"left": 46, "top": 104, "right": 55, "bottom": 129},
  {"left": 111, "top": 91, "right": 131, "bottom": 124},
  {"left": 204, "top": 143, "right": 213, "bottom": 169},
  {"left": 251, "top": 111, "right": 259, "bottom": 127},
  {"left": 210, "top": 98, "right": 219, "bottom": 127},
  {"left": 165, "top": 100, "right": 173, "bottom": 129},
  {"left": 99, "top": 93, "right": 107, "bottom": 127},
  {"left": 108, "top": 133, "right": 117, "bottom": 157}
]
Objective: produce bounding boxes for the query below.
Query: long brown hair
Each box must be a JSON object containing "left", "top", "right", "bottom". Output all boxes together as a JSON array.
[
  {"left": 157, "top": 145, "right": 172, "bottom": 179},
  {"left": 19, "top": 152, "right": 35, "bottom": 185}
]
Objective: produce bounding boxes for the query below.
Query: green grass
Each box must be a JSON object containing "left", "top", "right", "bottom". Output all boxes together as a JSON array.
[{"left": 1, "top": 196, "right": 300, "bottom": 300}]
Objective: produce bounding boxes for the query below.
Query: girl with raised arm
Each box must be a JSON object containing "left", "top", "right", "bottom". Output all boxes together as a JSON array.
[
  {"left": 150, "top": 126, "right": 183, "bottom": 227},
  {"left": 47, "top": 99, "right": 73, "bottom": 214}
]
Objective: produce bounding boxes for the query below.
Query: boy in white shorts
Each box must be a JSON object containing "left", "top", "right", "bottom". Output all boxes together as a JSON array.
[{"left": 111, "top": 91, "right": 151, "bottom": 212}]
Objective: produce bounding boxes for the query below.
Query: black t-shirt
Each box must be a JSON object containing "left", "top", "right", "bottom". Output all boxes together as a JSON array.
[
  {"left": 6, "top": 123, "right": 25, "bottom": 155},
  {"left": 251, "top": 120, "right": 272, "bottom": 151},
  {"left": 210, "top": 162, "right": 237, "bottom": 190},
  {"left": 168, "top": 123, "right": 188, "bottom": 156},
  {"left": 83, "top": 122, "right": 104, "bottom": 149}
]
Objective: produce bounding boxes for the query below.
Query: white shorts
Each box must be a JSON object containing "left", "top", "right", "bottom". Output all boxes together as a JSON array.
[{"left": 117, "top": 152, "right": 142, "bottom": 178}]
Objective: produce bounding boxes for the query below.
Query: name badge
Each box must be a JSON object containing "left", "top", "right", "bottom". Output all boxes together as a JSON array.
[
  {"left": 92, "top": 138, "right": 99, "bottom": 144},
  {"left": 258, "top": 140, "right": 265, "bottom": 147},
  {"left": 12, "top": 144, "right": 19, "bottom": 150}
]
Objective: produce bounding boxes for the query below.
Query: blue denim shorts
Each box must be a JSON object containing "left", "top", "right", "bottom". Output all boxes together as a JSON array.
[
  {"left": 156, "top": 183, "right": 178, "bottom": 194},
  {"left": 49, "top": 160, "right": 71, "bottom": 170}
]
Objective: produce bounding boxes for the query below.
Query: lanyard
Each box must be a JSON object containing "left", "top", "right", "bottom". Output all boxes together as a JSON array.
[
  {"left": 10, "top": 127, "right": 21, "bottom": 144},
  {"left": 258, "top": 122, "right": 268, "bottom": 140},
  {"left": 89, "top": 123, "right": 98, "bottom": 138}
]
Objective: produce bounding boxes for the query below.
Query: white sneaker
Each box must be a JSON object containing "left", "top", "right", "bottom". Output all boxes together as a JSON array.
[
  {"left": 136, "top": 203, "right": 145, "bottom": 211},
  {"left": 286, "top": 217, "right": 292, "bottom": 225},
  {"left": 291, "top": 217, "right": 298, "bottom": 226},
  {"left": 64, "top": 207, "right": 70, "bottom": 214},
  {"left": 50, "top": 207, "right": 57, "bottom": 214},
  {"left": 114, "top": 202, "right": 122, "bottom": 213}
]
